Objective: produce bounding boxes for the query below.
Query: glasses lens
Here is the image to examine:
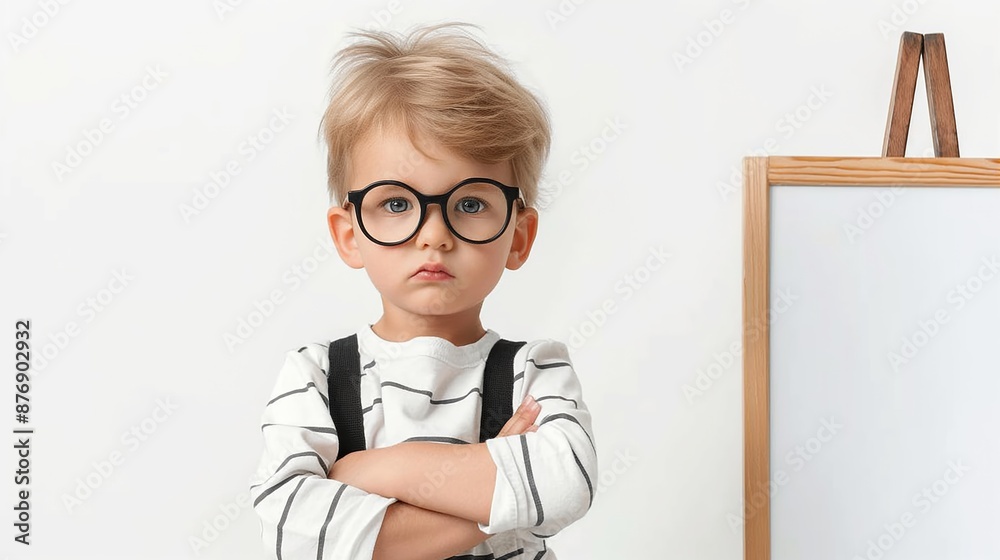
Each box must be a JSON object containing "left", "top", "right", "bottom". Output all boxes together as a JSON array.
[
  {"left": 446, "top": 182, "right": 510, "bottom": 242},
  {"left": 359, "top": 184, "right": 421, "bottom": 244}
]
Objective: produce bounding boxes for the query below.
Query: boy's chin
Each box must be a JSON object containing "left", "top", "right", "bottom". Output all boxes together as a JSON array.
[{"left": 386, "top": 298, "right": 481, "bottom": 319}]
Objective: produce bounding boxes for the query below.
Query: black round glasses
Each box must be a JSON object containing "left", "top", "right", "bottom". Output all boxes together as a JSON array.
[{"left": 344, "top": 177, "right": 524, "bottom": 246}]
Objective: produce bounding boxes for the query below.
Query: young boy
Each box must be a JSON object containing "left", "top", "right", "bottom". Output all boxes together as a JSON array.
[{"left": 249, "top": 22, "right": 597, "bottom": 560}]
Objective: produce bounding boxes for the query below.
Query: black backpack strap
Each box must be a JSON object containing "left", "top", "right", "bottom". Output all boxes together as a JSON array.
[
  {"left": 327, "top": 334, "right": 366, "bottom": 460},
  {"left": 480, "top": 339, "right": 527, "bottom": 443}
]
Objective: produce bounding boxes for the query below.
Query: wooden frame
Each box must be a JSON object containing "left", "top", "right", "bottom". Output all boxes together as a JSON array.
[{"left": 742, "top": 156, "right": 1000, "bottom": 560}]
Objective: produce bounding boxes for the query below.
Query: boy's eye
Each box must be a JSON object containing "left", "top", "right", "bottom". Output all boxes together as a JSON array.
[
  {"left": 455, "top": 197, "right": 487, "bottom": 214},
  {"left": 380, "top": 198, "right": 412, "bottom": 213}
]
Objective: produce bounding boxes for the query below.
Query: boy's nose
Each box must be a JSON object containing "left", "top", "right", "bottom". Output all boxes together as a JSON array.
[{"left": 414, "top": 204, "right": 454, "bottom": 250}]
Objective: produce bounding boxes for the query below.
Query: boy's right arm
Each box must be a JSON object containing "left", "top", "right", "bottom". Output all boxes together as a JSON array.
[
  {"left": 372, "top": 502, "right": 489, "bottom": 560},
  {"left": 367, "top": 395, "right": 543, "bottom": 560},
  {"left": 249, "top": 347, "right": 397, "bottom": 560}
]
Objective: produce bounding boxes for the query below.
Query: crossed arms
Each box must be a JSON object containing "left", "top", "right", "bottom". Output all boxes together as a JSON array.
[
  {"left": 328, "top": 396, "right": 542, "bottom": 560},
  {"left": 250, "top": 341, "right": 596, "bottom": 560}
]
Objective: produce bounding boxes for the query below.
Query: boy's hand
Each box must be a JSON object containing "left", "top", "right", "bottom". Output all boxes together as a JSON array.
[{"left": 496, "top": 395, "right": 540, "bottom": 438}]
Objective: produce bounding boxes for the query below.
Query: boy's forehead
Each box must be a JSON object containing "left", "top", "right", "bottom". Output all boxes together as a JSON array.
[
  {"left": 357, "top": 125, "right": 434, "bottom": 171},
  {"left": 350, "top": 125, "right": 512, "bottom": 192}
]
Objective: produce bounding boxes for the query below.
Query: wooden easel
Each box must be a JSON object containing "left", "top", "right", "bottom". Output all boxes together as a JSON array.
[
  {"left": 882, "top": 31, "right": 959, "bottom": 157},
  {"left": 742, "top": 32, "right": 1000, "bottom": 560}
]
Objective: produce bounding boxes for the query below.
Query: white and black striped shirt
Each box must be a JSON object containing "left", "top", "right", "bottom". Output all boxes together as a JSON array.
[{"left": 249, "top": 324, "right": 597, "bottom": 560}]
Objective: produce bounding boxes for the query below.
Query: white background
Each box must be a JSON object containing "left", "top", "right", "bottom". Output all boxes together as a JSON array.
[{"left": 1, "top": 0, "right": 998, "bottom": 558}]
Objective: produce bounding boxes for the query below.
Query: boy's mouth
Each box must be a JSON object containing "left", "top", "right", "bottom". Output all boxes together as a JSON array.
[{"left": 412, "top": 262, "right": 453, "bottom": 280}]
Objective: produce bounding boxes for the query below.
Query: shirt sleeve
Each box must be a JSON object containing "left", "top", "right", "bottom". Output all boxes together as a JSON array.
[
  {"left": 249, "top": 345, "right": 397, "bottom": 560},
  {"left": 477, "top": 339, "right": 598, "bottom": 536}
]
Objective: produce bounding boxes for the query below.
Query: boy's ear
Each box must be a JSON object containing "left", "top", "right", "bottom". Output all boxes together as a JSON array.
[
  {"left": 327, "top": 205, "right": 365, "bottom": 269},
  {"left": 506, "top": 206, "right": 538, "bottom": 270}
]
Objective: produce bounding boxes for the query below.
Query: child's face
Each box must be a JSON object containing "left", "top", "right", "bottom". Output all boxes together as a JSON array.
[{"left": 327, "top": 124, "right": 537, "bottom": 337}]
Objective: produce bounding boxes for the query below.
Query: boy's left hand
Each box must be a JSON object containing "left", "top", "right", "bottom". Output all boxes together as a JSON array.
[{"left": 496, "top": 394, "right": 541, "bottom": 437}]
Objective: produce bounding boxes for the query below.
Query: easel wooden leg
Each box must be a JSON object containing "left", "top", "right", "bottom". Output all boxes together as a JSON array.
[
  {"left": 882, "top": 31, "right": 961, "bottom": 157},
  {"left": 922, "top": 34, "right": 960, "bottom": 157},
  {"left": 882, "top": 32, "right": 922, "bottom": 157}
]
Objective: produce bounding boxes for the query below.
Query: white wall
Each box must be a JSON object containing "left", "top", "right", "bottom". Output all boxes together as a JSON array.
[{"left": 1, "top": 0, "right": 997, "bottom": 558}]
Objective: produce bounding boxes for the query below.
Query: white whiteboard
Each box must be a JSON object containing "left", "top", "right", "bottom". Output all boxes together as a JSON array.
[{"left": 768, "top": 184, "right": 1000, "bottom": 560}]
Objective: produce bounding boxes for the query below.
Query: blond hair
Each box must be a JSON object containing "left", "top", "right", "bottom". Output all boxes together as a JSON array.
[{"left": 319, "top": 22, "right": 551, "bottom": 207}]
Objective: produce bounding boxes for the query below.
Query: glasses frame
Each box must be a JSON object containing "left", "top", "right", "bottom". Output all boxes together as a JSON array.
[{"left": 345, "top": 177, "right": 525, "bottom": 246}]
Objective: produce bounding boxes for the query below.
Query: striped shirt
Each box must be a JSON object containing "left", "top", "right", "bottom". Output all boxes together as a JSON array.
[{"left": 249, "top": 324, "right": 598, "bottom": 560}]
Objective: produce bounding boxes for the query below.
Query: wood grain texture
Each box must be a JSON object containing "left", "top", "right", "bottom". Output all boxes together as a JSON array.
[
  {"left": 767, "top": 156, "right": 1000, "bottom": 186},
  {"left": 922, "top": 33, "right": 960, "bottom": 157},
  {"left": 742, "top": 156, "right": 770, "bottom": 560},
  {"left": 882, "top": 32, "right": 923, "bottom": 157}
]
